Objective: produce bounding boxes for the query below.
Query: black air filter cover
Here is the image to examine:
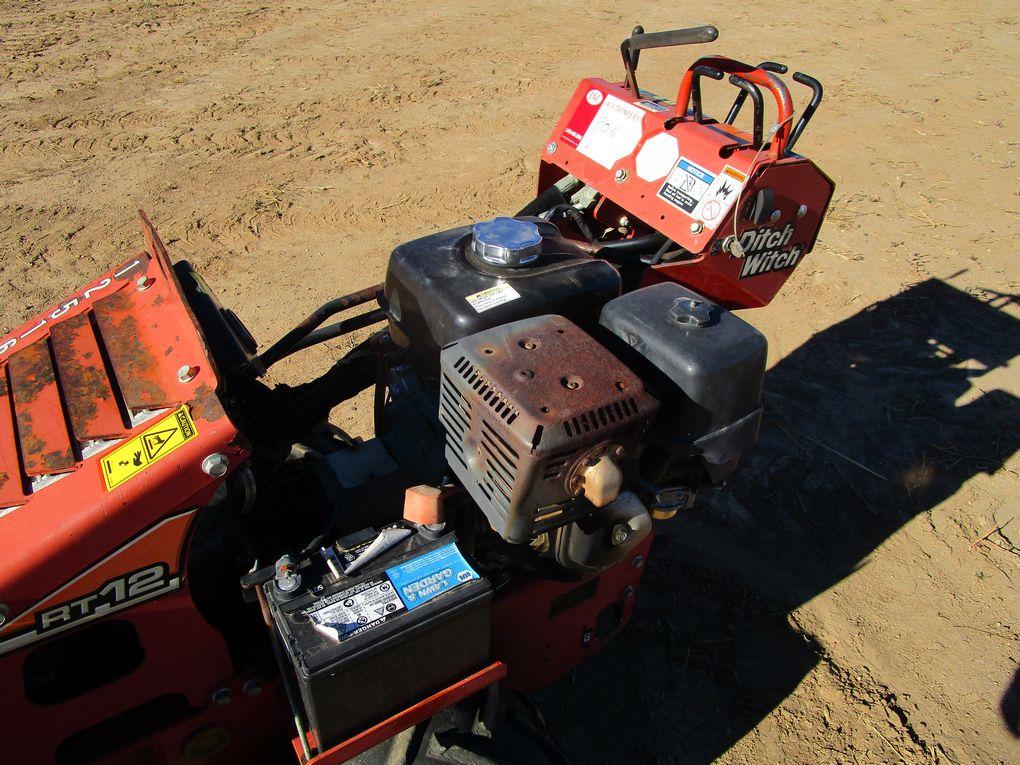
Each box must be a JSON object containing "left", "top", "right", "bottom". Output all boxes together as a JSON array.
[
  {"left": 599, "top": 282, "right": 767, "bottom": 473},
  {"left": 439, "top": 315, "right": 659, "bottom": 544}
]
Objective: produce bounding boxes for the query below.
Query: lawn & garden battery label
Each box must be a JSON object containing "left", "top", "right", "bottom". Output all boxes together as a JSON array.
[
  {"left": 306, "top": 577, "right": 406, "bottom": 642},
  {"left": 386, "top": 543, "right": 479, "bottom": 611}
]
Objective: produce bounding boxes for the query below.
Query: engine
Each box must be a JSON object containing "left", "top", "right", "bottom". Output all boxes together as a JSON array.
[{"left": 380, "top": 215, "right": 767, "bottom": 568}]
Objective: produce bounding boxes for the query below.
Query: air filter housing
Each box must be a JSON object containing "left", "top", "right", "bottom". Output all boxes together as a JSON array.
[{"left": 439, "top": 315, "right": 659, "bottom": 544}]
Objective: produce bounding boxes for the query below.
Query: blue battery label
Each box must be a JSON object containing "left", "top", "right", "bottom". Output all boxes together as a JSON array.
[{"left": 386, "top": 543, "right": 479, "bottom": 611}]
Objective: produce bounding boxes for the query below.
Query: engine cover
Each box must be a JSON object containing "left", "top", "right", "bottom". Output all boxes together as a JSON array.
[{"left": 439, "top": 315, "right": 658, "bottom": 544}]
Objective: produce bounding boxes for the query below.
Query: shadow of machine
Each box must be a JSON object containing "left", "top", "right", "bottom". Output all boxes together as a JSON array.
[{"left": 536, "top": 278, "right": 1020, "bottom": 762}]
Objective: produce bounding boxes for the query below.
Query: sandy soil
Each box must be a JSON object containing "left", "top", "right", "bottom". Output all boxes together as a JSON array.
[{"left": 1, "top": 1, "right": 1017, "bottom": 762}]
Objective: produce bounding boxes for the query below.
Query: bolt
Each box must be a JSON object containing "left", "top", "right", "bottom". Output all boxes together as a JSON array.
[
  {"left": 177, "top": 365, "right": 197, "bottom": 383},
  {"left": 722, "top": 234, "right": 742, "bottom": 258},
  {"left": 136, "top": 275, "right": 154, "bottom": 291},
  {"left": 614, "top": 445, "right": 626, "bottom": 458},
  {"left": 769, "top": 208, "right": 782, "bottom": 223},
  {"left": 611, "top": 524, "right": 630, "bottom": 546},
  {"left": 622, "top": 586, "right": 635, "bottom": 599},
  {"left": 242, "top": 678, "right": 263, "bottom": 697},
  {"left": 212, "top": 688, "right": 231, "bottom": 707},
  {"left": 0, "top": 603, "right": 7, "bottom": 628},
  {"left": 631, "top": 555, "right": 645, "bottom": 569},
  {"left": 614, "top": 168, "right": 628, "bottom": 182},
  {"left": 689, "top": 220, "right": 704, "bottom": 234},
  {"left": 618, "top": 215, "right": 630, "bottom": 228},
  {"left": 202, "top": 453, "right": 229, "bottom": 477},
  {"left": 796, "top": 204, "right": 808, "bottom": 218},
  {"left": 546, "top": 141, "right": 557, "bottom": 154}
]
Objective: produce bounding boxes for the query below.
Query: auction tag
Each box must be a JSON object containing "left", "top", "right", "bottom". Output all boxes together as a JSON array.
[
  {"left": 386, "top": 543, "right": 479, "bottom": 611},
  {"left": 576, "top": 94, "right": 645, "bottom": 169},
  {"left": 101, "top": 406, "right": 197, "bottom": 490},
  {"left": 465, "top": 283, "right": 520, "bottom": 313}
]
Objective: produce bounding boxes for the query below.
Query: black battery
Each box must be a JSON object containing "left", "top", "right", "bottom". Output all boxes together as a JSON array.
[{"left": 266, "top": 530, "right": 492, "bottom": 749}]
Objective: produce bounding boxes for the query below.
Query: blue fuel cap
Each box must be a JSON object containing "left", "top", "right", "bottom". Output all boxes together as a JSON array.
[{"left": 471, "top": 217, "right": 543, "bottom": 268}]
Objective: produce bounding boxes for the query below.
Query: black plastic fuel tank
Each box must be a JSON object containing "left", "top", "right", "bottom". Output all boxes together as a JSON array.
[{"left": 383, "top": 217, "right": 620, "bottom": 376}]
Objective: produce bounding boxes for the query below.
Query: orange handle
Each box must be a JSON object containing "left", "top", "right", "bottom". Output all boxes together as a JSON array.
[{"left": 676, "top": 56, "right": 794, "bottom": 156}]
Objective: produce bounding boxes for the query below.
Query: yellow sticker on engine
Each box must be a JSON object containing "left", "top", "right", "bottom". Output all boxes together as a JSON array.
[{"left": 100, "top": 406, "right": 198, "bottom": 491}]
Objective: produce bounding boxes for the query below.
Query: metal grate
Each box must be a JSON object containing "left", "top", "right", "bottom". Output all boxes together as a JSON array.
[
  {"left": 562, "top": 398, "right": 640, "bottom": 439},
  {"left": 453, "top": 356, "right": 519, "bottom": 425}
]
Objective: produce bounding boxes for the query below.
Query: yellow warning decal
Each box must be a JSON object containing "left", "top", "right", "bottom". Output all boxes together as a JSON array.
[
  {"left": 722, "top": 166, "right": 748, "bottom": 182},
  {"left": 101, "top": 406, "right": 198, "bottom": 491}
]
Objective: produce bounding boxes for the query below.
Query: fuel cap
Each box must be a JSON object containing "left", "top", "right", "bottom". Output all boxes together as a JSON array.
[
  {"left": 471, "top": 217, "right": 543, "bottom": 267},
  {"left": 668, "top": 297, "right": 712, "bottom": 327}
]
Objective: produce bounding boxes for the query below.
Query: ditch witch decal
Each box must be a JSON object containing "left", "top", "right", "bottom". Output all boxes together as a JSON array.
[{"left": 736, "top": 223, "right": 803, "bottom": 279}]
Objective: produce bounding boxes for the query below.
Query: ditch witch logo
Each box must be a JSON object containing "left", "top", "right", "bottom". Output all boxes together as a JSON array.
[{"left": 735, "top": 223, "right": 803, "bottom": 279}]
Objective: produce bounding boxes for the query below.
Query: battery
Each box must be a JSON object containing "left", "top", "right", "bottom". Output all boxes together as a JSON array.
[{"left": 267, "top": 531, "right": 492, "bottom": 749}]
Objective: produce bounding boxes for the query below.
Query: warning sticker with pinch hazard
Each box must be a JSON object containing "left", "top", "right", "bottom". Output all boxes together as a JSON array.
[{"left": 100, "top": 406, "right": 197, "bottom": 490}]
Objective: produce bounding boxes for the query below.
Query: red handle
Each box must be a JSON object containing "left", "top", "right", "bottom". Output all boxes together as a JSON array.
[{"left": 676, "top": 56, "right": 794, "bottom": 156}]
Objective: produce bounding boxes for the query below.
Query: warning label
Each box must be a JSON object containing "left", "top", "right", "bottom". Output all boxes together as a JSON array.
[
  {"left": 658, "top": 157, "right": 715, "bottom": 214},
  {"left": 694, "top": 165, "right": 747, "bottom": 230},
  {"left": 101, "top": 406, "right": 197, "bottom": 491},
  {"left": 306, "top": 577, "right": 406, "bottom": 643},
  {"left": 465, "top": 283, "right": 521, "bottom": 313}
]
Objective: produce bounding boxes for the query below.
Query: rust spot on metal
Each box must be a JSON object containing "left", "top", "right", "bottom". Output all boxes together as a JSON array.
[
  {"left": 188, "top": 383, "right": 222, "bottom": 423},
  {"left": 7, "top": 341, "right": 51, "bottom": 405},
  {"left": 0, "top": 369, "right": 26, "bottom": 507},
  {"left": 50, "top": 312, "right": 128, "bottom": 440},
  {"left": 92, "top": 290, "right": 175, "bottom": 410}
]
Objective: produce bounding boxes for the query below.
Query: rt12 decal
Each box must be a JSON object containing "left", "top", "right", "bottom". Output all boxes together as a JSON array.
[
  {"left": 736, "top": 223, "right": 804, "bottom": 279},
  {"left": 36, "top": 563, "right": 177, "bottom": 632},
  {"left": 0, "top": 510, "right": 193, "bottom": 656}
]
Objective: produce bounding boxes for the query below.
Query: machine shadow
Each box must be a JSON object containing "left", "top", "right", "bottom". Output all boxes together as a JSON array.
[{"left": 536, "top": 278, "right": 1020, "bottom": 763}]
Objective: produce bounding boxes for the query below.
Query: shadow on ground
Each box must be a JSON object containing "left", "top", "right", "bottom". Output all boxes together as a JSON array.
[{"left": 536, "top": 278, "right": 1020, "bottom": 762}]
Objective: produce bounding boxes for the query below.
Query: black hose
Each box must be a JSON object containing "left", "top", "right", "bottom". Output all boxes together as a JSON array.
[
  {"left": 257, "top": 284, "right": 382, "bottom": 372},
  {"left": 516, "top": 186, "right": 568, "bottom": 217},
  {"left": 584, "top": 232, "right": 667, "bottom": 254},
  {"left": 545, "top": 203, "right": 597, "bottom": 243},
  {"left": 286, "top": 309, "right": 387, "bottom": 357}
]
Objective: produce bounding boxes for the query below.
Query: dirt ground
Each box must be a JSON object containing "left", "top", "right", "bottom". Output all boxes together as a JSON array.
[{"left": 1, "top": 1, "right": 1017, "bottom": 763}]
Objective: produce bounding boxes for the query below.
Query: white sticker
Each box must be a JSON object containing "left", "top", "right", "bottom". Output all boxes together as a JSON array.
[
  {"left": 465, "top": 283, "right": 521, "bottom": 313},
  {"left": 576, "top": 95, "right": 646, "bottom": 170},
  {"left": 635, "top": 99, "right": 670, "bottom": 113},
  {"left": 585, "top": 88, "right": 604, "bottom": 105},
  {"left": 635, "top": 133, "right": 680, "bottom": 182},
  {"left": 692, "top": 165, "right": 747, "bottom": 229},
  {"left": 307, "top": 578, "right": 406, "bottom": 642},
  {"left": 657, "top": 157, "right": 716, "bottom": 215}
]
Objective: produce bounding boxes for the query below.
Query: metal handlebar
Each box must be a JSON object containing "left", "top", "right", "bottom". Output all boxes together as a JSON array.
[
  {"left": 787, "top": 72, "right": 823, "bottom": 153},
  {"left": 727, "top": 75, "right": 764, "bottom": 148},
  {"left": 725, "top": 61, "right": 787, "bottom": 125},
  {"left": 621, "top": 24, "right": 719, "bottom": 94},
  {"left": 676, "top": 56, "right": 794, "bottom": 157}
]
